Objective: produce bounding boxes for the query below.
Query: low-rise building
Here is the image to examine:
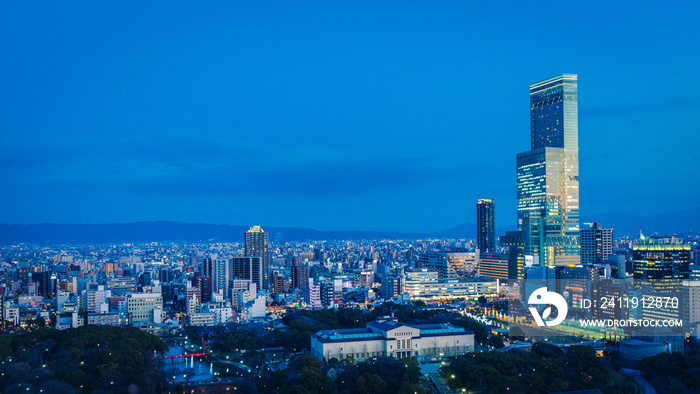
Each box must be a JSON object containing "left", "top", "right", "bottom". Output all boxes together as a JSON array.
[
  {"left": 201, "top": 303, "right": 233, "bottom": 324},
  {"left": 87, "top": 312, "right": 120, "bottom": 326},
  {"left": 404, "top": 269, "right": 498, "bottom": 300},
  {"left": 189, "top": 312, "right": 216, "bottom": 326},
  {"left": 310, "top": 317, "right": 474, "bottom": 362}
]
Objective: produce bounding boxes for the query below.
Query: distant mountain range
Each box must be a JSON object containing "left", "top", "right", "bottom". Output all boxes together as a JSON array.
[
  {"left": 0, "top": 208, "right": 696, "bottom": 244},
  {"left": 0, "top": 222, "right": 430, "bottom": 244}
]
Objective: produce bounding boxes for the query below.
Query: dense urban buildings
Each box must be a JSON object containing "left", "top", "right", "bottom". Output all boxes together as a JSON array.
[
  {"left": 0, "top": 73, "right": 696, "bottom": 394},
  {"left": 417, "top": 252, "right": 478, "bottom": 278}
]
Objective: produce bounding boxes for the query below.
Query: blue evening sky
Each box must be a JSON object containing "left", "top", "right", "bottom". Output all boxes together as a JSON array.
[{"left": 1, "top": 1, "right": 698, "bottom": 232}]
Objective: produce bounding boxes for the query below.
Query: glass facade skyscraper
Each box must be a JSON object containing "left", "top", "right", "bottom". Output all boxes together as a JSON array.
[
  {"left": 517, "top": 74, "right": 580, "bottom": 266},
  {"left": 530, "top": 74, "right": 579, "bottom": 151}
]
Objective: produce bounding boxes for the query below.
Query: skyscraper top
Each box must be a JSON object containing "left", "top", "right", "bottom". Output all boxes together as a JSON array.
[
  {"left": 247, "top": 225, "right": 265, "bottom": 233},
  {"left": 529, "top": 73, "right": 578, "bottom": 94},
  {"left": 530, "top": 73, "right": 578, "bottom": 151}
]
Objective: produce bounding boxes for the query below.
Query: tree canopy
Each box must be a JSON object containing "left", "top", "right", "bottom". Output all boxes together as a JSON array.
[
  {"left": 0, "top": 325, "right": 167, "bottom": 393},
  {"left": 442, "top": 343, "right": 633, "bottom": 394}
]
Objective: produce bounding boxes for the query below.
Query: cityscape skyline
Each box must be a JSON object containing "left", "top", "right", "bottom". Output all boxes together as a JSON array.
[
  {"left": 1, "top": 2, "right": 699, "bottom": 233},
  {"left": 1, "top": 3, "right": 699, "bottom": 393}
]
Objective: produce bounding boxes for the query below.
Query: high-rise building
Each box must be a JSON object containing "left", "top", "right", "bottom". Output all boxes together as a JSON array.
[
  {"left": 681, "top": 280, "right": 700, "bottom": 335},
  {"left": 381, "top": 274, "right": 402, "bottom": 300},
  {"left": 245, "top": 226, "right": 270, "bottom": 289},
  {"left": 193, "top": 276, "right": 212, "bottom": 303},
  {"left": 85, "top": 285, "right": 107, "bottom": 313},
  {"left": 517, "top": 74, "right": 580, "bottom": 266},
  {"left": 592, "top": 279, "right": 625, "bottom": 321},
  {"left": 305, "top": 278, "right": 322, "bottom": 309},
  {"left": 476, "top": 198, "right": 496, "bottom": 254},
  {"left": 201, "top": 257, "right": 214, "bottom": 279},
  {"left": 500, "top": 231, "right": 524, "bottom": 280},
  {"left": 580, "top": 222, "right": 613, "bottom": 264},
  {"left": 231, "top": 256, "right": 263, "bottom": 291},
  {"left": 159, "top": 268, "right": 174, "bottom": 283},
  {"left": 213, "top": 258, "right": 231, "bottom": 298},
  {"left": 291, "top": 264, "right": 308, "bottom": 292},
  {"left": 273, "top": 275, "right": 286, "bottom": 294},
  {"left": 31, "top": 271, "right": 55, "bottom": 299},
  {"left": 633, "top": 237, "right": 690, "bottom": 293},
  {"left": 530, "top": 74, "right": 579, "bottom": 151}
]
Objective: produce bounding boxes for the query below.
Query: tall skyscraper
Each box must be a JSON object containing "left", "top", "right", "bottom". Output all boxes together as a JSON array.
[
  {"left": 517, "top": 74, "right": 580, "bottom": 266},
  {"left": 476, "top": 198, "right": 496, "bottom": 253},
  {"left": 245, "top": 226, "right": 270, "bottom": 289},
  {"left": 580, "top": 222, "right": 613, "bottom": 264}
]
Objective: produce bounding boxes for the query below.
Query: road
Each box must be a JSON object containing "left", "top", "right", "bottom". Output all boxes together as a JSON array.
[
  {"left": 634, "top": 375, "right": 656, "bottom": 394},
  {"left": 428, "top": 372, "right": 454, "bottom": 394}
]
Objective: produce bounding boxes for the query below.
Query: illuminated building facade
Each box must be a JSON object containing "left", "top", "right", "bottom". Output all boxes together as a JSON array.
[
  {"left": 633, "top": 238, "right": 690, "bottom": 293},
  {"left": 517, "top": 74, "right": 580, "bottom": 266},
  {"left": 478, "top": 253, "right": 510, "bottom": 281},
  {"left": 404, "top": 269, "right": 498, "bottom": 300},
  {"left": 310, "top": 317, "right": 474, "bottom": 362}
]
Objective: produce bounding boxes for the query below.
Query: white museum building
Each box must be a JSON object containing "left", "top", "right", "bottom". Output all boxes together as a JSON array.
[{"left": 310, "top": 316, "right": 474, "bottom": 362}]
